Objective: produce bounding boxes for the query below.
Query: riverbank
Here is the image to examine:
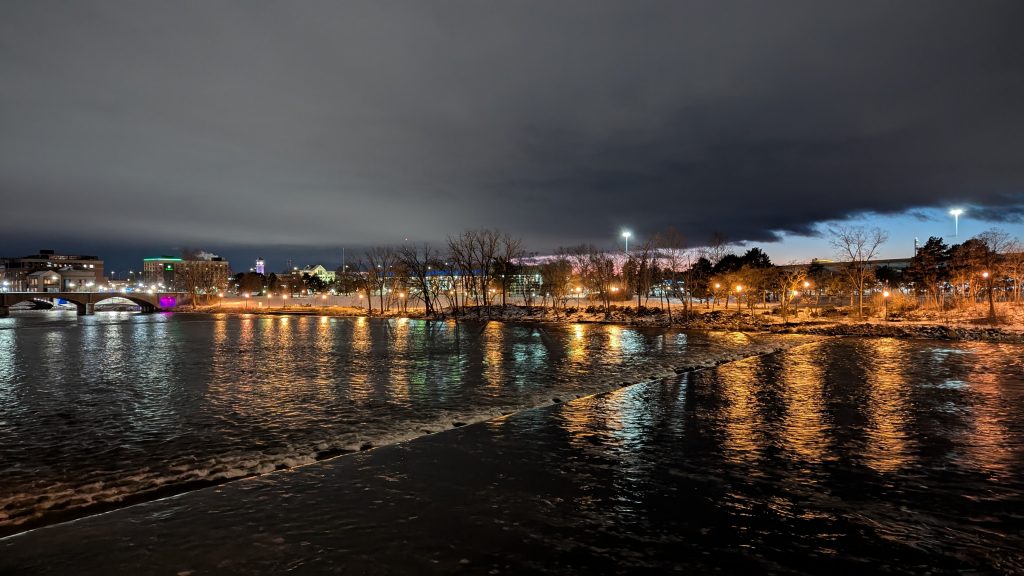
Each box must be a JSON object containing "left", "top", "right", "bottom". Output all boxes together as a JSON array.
[{"left": 182, "top": 302, "right": 1024, "bottom": 343}]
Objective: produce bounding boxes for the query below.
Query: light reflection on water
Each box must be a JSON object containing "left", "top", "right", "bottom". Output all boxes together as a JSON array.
[
  {"left": 0, "top": 312, "right": 799, "bottom": 534},
  {"left": 543, "top": 337, "right": 1024, "bottom": 571}
]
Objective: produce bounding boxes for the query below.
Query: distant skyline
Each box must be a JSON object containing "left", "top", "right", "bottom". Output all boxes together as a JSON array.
[
  {"left": 4, "top": 205, "right": 1020, "bottom": 276},
  {"left": 2, "top": 2, "right": 1023, "bottom": 272}
]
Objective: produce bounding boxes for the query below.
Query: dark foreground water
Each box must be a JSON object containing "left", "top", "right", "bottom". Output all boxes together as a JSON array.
[
  {"left": 0, "top": 311, "right": 806, "bottom": 534},
  {"left": 1, "top": 337, "right": 1021, "bottom": 574}
]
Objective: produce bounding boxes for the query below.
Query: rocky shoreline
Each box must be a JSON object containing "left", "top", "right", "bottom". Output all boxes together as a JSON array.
[
  {"left": 777, "top": 321, "right": 1024, "bottom": 343},
  {"left": 185, "top": 304, "right": 1024, "bottom": 343}
]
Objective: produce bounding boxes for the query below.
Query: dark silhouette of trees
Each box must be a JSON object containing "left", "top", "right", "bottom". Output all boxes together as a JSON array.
[
  {"left": 540, "top": 254, "right": 573, "bottom": 315},
  {"left": 399, "top": 243, "right": 442, "bottom": 316},
  {"left": 905, "top": 236, "right": 948, "bottom": 308},
  {"left": 686, "top": 257, "right": 714, "bottom": 307}
]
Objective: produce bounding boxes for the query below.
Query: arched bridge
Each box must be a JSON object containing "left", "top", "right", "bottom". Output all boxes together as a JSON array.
[{"left": 0, "top": 292, "right": 190, "bottom": 316}]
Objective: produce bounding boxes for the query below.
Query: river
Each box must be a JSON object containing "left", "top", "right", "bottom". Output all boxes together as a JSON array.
[
  {"left": 1, "top": 314, "right": 1021, "bottom": 573},
  {"left": 0, "top": 310, "right": 806, "bottom": 535}
]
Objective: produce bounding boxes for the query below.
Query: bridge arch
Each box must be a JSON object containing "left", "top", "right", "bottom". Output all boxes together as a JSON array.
[
  {"left": 91, "top": 295, "right": 160, "bottom": 312},
  {"left": 0, "top": 292, "right": 186, "bottom": 316}
]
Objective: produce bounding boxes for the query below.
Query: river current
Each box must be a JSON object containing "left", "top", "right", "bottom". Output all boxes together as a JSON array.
[
  {"left": 0, "top": 311, "right": 806, "bottom": 534},
  {"left": 1, "top": 312, "right": 1021, "bottom": 573}
]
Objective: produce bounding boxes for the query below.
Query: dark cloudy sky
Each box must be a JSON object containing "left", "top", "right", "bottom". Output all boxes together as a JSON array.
[{"left": 2, "top": 1, "right": 1023, "bottom": 271}]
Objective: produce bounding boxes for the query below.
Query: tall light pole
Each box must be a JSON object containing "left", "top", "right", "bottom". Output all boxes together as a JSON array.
[
  {"left": 622, "top": 230, "right": 631, "bottom": 253},
  {"left": 950, "top": 208, "right": 963, "bottom": 237}
]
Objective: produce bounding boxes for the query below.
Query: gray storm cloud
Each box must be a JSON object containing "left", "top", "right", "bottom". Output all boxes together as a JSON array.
[{"left": 1, "top": 0, "right": 1022, "bottom": 255}]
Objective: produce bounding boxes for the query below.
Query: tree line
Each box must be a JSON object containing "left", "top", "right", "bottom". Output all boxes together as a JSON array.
[{"left": 226, "top": 225, "right": 1023, "bottom": 322}]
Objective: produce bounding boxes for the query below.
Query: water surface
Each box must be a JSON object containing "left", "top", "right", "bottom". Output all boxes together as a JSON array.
[
  {"left": 2, "top": 337, "right": 1021, "bottom": 574},
  {"left": 0, "top": 311, "right": 803, "bottom": 533}
]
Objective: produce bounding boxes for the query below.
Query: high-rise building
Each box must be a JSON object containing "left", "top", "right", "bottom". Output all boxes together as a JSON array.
[
  {"left": 142, "top": 255, "right": 230, "bottom": 293},
  {"left": 256, "top": 258, "right": 265, "bottom": 275}
]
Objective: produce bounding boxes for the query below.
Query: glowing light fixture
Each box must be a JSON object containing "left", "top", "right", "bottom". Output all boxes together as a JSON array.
[{"left": 949, "top": 208, "right": 964, "bottom": 237}]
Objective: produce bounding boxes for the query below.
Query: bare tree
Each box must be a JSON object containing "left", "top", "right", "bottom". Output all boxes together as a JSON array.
[
  {"left": 624, "top": 237, "right": 655, "bottom": 316},
  {"left": 655, "top": 228, "right": 689, "bottom": 323},
  {"left": 706, "top": 232, "right": 729, "bottom": 266},
  {"left": 364, "top": 246, "right": 398, "bottom": 314},
  {"left": 176, "top": 262, "right": 229, "bottom": 308},
  {"left": 562, "top": 244, "right": 593, "bottom": 305},
  {"left": 976, "top": 229, "right": 1012, "bottom": 322},
  {"left": 349, "top": 259, "right": 373, "bottom": 315},
  {"left": 540, "top": 254, "right": 573, "bottom": 316},
  {"left": 399, "top": 243, "right": 442, "bottom": 316},
  {"left": 493, "top": 233, "right": 525, "bottom": 308},
  {"left": 1004, "top": 238, "right": 1024, "bottom": 306},
  {"left": 772, "top": 265, "right": 808, "bottom": 323},
  {"left": 447, "top": 229, "right": 503, "bottom": 316},
  {"left": 587, "top": 248, "right": 616, "bottom": 317},
  {"left": 829, "top": 225, "right": 888, "bottom": 318}
]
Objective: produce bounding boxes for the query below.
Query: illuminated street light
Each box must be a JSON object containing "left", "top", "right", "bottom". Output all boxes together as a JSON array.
[
  {"left": 882, "top": 290, "right": 890, "bottom": 321},
  {"left": 621, "top": 230, "right": 632, "bottom": 253},
  {"left": 950, "top": 208, "right": 964, "bottom": 237}
]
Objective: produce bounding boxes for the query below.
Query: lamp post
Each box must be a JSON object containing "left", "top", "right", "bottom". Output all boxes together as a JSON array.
[
  {"left": 622, "top": 230, "right": 631, "bottom": 253},
  {"left": 244, "top": 293, "right": 250, "bottom": 310},
  {"left": 982, "top": 271, "right": 996, "bottom": 322},
  {"left": 950, "top": 208, "right": 963, "bottom": 237},
  {"left": 735, "top": 285, "right": 743, "bottom": 313},
  {"left": 575, "top": 286, "right": 582, "bottom": 308},
  {"left": 882, "top": 290, "right": 890, "bottom": 321}
]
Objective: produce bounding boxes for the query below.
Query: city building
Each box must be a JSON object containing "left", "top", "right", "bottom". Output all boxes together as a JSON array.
[
  {"left": 142, "top": 255, "right": 231, "bottom": 293},
  {"left": 299, "top": 264, "right": 335, "bottom": 283},
  {"left": 0, "top": 249, "right": 104, "bottom": 291}
]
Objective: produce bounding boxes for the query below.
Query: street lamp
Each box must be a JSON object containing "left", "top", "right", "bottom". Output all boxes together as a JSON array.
[
  {"left": 621, "top": 230, "right": 632, "bottom": 253},
  {"left": 882, "top": 290, "right": 890, "bottom": 321},
  {"left": 982, "top": 271, "right": 996, "bottom": 322},
  {"left": 735, "top": 285, "right": 743, "bottom": 313},
  {"left": 950, "top": 208, "right": 964, "bottom": 237},
  {"left": 575, "top": 286, "right": 582, "bottom": 307}
]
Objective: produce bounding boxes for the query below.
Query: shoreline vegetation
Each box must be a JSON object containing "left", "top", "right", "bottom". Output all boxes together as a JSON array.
[{"left": 181, "top": 302, "right": 1024, "bottom": 343}]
